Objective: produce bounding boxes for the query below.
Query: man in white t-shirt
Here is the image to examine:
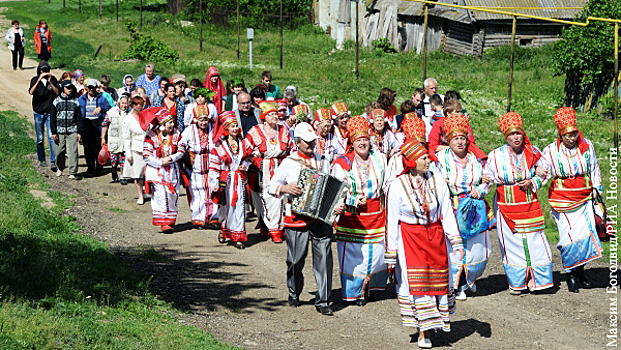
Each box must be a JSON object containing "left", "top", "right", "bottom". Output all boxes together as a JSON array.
[{"left": 421, "top": 78, "right": 444, "bottom": 140}]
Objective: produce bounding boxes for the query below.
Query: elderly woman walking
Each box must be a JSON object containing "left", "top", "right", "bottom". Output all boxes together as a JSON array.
[
  {"left": 245, "top": 101, "right": 291, "bottom": 242},
  {"left": 123, "top": 97, "right": 148, "bottom": 203},
  {"left": 5, "top": 20, "right": 25, "bottom": 70},
  {"left": 101, "top": 95, "right": 130, "bottom": 184},
  {"left": 541, "top": 107, "right": 603, "bottom": 293},
  {"left": 332, "top": 115, "right": 388, "bottom": 306},
  {"left": 385, "top": 139, "right": 463, "bottom": 349},
  {"left": 484, "top": 112, "right": 553, "bottom": 294},
  {"left": 436, "top": 114, "right": 494, "bottom": 300}
]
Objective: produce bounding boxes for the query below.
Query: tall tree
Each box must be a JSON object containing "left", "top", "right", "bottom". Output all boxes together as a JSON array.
[{"left": 552, "top": 0, "right": 621, "bottom": 83}]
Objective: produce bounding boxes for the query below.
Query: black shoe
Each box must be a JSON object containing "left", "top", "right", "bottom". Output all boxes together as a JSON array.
[
  {"left": 576, "top": 265, "right": 592, "bottom": 289},
  {"left": 50, "top": 162, "right": 58, "bottom": 172},
  {"left": 120, "top": 178, "right": 128, "bottom": 185},
  {"left": 356, "top": 298, "right": 367, "bottom": 307},
  {"left": 315, "top": 305, "right": 334, "bottom": 316},
  {"left": 111, "top": 170, "right": 118, "bottom": 183},
  {"left": 40, "top": 161, "right": 48, "bottom": 167},
  {"left": 288, "top": 297, "right": 300, "bottom": 307},
  {"left": 566, "top": 271, "right": 579, "bottom": 293}
]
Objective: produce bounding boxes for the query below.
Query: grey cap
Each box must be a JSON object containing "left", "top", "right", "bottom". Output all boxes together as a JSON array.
[{"left": 86, "top": 78, "right": 98, "bottom": 87}]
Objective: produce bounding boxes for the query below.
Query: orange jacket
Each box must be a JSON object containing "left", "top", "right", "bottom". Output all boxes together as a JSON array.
[{"left": 34, "top": 25, "right": 52, "bottom": 54}]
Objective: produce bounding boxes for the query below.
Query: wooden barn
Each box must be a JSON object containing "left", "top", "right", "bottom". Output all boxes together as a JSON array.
[{"left": 362, "top": 0, "right": 587, "bottom": 56}]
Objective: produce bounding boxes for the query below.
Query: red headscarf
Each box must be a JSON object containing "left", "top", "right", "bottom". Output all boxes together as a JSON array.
[{"left": 203, "top": 66, "right": 226, "bottom": 114}]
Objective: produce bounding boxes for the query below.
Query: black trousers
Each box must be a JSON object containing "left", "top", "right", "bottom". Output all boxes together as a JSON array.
[
  {"left": 83, "top": 118, "right": 102, "bottom": 173},
  {"left": 38, "top": 43, "right": 51, "bottom": 61},
  {"left": 11, "top": 47, "right": 24, "bottom": 69}
]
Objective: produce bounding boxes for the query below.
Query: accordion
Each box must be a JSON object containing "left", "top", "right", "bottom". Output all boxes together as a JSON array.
[{"left": 291, "top": 169, "right": 350, "bottom": 225}]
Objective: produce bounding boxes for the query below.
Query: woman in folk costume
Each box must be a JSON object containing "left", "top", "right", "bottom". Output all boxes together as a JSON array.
[
  {"left": 143, "top": 109, "right": 186, "bottom": 233},
  {"left": 181, "top": 103, "right": 219, "bottom": 229},
  {"left": 541, "top": 107, "right": 603, "bottom": 293},
  {"left": 331, "top": 115, "right": 388, "bottom": 306},
  {"left": 483, "top": 112, "right": 553, "bottom": 294},
  {"left": 285, "top": 104, "right": 312, "bottom": 147},
  {"left": 313, "top": 107, "right": 345, "bottom": 164},
  {"left": 436, "top": 114, "right": 494, "bottom": 301},
  {"left": 209, "top": 111, "right": 253, "bottom": 249},
  {"left": 385, "top": 140, "right": 463, "bottom": 349},
  {"left": 245, "top": 101, "right": 291, "bottom": 243},
  {"left": 331, "top": 102, "right": 350, "bottom": 154},
  {"left": 369, "top": 108, "right": 401, "bottom": 158},
  {"left": 203, "top": 66, "right": 227, "bottom": 113},
  {"left": 385, "top": 114, "right": 428, "bottom": 191}
]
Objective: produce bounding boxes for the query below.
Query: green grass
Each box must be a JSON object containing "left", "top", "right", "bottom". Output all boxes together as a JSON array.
[
  {"left": 139, "top": 245, "right": 173, "bottom": 263},
  {"left": 108, "top": 207, "right": 130, "bottom": 213},
  {"left": 0, "top": 110, "right": 235, "bottom": 349}
]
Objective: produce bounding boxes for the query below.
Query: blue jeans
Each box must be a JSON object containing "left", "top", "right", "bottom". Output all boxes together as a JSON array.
[{"left": 34, "top": 112, "right": 56, "bottom": 163}]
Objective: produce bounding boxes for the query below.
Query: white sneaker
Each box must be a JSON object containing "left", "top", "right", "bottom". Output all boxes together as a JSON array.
[
  {"left": 456, "top": 290, "right": 467, "bottom": 301},
  {"left": 417, "top": 337, "right": 432, "bottom": 348},
  {"left": 56, "top": 169, "right": 62, "bottom": 177},
  {"left": 470, "top": 283, "right": 477, "bottom": 293},
  {"left": 137, "top": 198, "right": 145, "bottom": 205},
  {"left": 68, "top": 175, "right": 76, "bottom": 179}
]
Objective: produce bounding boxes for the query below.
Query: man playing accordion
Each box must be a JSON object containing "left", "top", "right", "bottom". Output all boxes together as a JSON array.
[{"left": 267, "top": 122, "right": 345, "bottom": 316}]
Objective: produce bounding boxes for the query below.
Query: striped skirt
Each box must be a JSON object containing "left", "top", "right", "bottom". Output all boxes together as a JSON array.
[
  {"left": 395, "top": 221, "right": 455, "bottom": 331},
  {"left": 336, "top": 198, "right": 387, "bottom": 301}
]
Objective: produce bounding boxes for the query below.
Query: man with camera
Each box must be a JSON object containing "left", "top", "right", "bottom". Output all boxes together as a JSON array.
[{"left": 29, "top": 60, "right": 59, "bottom": 171}]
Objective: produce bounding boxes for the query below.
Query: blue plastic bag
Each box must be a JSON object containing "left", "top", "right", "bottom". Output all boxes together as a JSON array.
[{"left": 456, "top": 196, "right": 491, "bottom": 240}]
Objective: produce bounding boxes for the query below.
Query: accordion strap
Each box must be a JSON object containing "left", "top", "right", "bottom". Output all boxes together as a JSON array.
[{"left": 289, "top": 156, "right": 324, "bottom": 171}]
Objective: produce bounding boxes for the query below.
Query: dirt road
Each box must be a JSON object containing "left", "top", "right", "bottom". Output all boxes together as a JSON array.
[{"left": 0, "top": 17, "right": 613, "bottom": 349}]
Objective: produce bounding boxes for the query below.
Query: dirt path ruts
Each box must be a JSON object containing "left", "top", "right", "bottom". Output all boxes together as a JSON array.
[{"left": 0, "top": 17, "right": 612, "bottom": 349}]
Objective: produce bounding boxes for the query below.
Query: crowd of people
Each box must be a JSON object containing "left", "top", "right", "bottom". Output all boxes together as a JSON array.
[{"left": 28, "top": 56, "right": 604, "bottom": 348}]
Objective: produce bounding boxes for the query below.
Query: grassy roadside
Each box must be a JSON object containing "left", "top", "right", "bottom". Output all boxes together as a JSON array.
[{"left": 0, "top": 111, "right": 235, "bottom": 349}]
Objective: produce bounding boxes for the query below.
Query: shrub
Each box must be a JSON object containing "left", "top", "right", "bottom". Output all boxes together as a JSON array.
[
  {"left": 122, "top": 22, "right": 179, "bottom": 63},
  {"left": 372, "top": 38, "right": 397, "bottom": 55}
]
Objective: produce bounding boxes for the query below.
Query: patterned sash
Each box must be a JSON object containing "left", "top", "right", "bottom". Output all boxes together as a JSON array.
[
  {"left": 335, "top": 198, "right": 385, "bottom": 244},
  {"left": 496, "top": 184, "right": 545, "bottom": 234},
  {"left": 548, "top": 175, "right": 591, "bottom": 213}
]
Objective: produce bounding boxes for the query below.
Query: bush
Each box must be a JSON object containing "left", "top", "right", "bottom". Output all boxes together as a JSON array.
[
  {"left": 122, "top": 22, "right": 179, "bottom": 63},
  {"left": 372, "top": 38, "right": 396, "bottom": 55}
]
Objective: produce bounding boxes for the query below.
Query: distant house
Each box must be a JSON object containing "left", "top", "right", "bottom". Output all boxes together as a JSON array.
[{"left": 315, "top": 0, "right": 587, "bottom": 56}]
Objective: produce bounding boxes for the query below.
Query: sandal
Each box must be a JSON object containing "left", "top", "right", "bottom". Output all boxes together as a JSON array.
[
  {"left": 235, "top": 242, "right": 245, "bottom": 250},
  {"left": 218, "top": 233, "right": 226, "bottom": 244}
]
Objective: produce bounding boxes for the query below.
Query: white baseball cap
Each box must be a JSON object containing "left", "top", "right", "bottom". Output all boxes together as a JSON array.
[{"left": 294, "top": 122, "right": 317, "bottom": 143}]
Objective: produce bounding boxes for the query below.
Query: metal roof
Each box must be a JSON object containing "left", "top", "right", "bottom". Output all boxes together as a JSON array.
[
  {"left": 464, "top": 0, "right": 587, "bottom": 20},
  {"left": 373, "top": 0, "right": 587, "bottom": 22}
]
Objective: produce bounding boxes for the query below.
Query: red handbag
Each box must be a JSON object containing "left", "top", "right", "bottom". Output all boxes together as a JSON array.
[
  {"left": 97, "top": 144, "right": 110, "bottom": 165},
  {"left": 592, "top": 191, "right": 610, "bottom": 242}
]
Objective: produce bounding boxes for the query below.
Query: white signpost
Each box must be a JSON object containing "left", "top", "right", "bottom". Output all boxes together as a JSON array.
[{"left": 247, "top": 28, "right": 254, "bottom": 70}]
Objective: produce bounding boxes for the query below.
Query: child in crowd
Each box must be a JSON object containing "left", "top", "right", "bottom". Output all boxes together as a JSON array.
[
  {"left": 224, "top": 79, "right": 246, "bottom": 111},
  {"left": 262, "top": 71, "right": 282, "bottom": 99}
]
